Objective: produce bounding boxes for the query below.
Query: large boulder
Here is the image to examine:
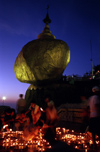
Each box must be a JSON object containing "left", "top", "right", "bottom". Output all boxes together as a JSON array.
[
  {"left": 14, "top": 39, "right": 70, "bottom": 85},
  {"left": 14, "top": 11, "right": 70, "bottom": 87}
]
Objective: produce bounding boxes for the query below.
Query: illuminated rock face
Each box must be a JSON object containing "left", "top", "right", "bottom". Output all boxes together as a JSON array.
[
  {"left": 14, "top": 12, "right": 70, "bottom": 86},
  {"left": 14, "top": 39, "right": 70, "bottom": 85}
]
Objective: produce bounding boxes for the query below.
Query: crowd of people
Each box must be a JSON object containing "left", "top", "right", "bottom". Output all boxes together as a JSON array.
[
  {"left": 0, "top": 86, "right": 100, "bottom": 151},
  {"left": 0, "top": 94, "right": 59, "bottom": 141}
]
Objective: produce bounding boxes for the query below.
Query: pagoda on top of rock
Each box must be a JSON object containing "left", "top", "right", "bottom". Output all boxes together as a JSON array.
[{"left": 14, "top": 7, "right": 70, "bottom": 89}]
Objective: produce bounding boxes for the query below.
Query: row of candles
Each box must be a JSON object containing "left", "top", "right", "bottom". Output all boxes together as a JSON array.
[
  {"left": 56, "top": 127, "right": 100, "bottom": 151},
  {"left": 0, "top": 126, "right": 51, "bottom": 151},
  {"left": 0, "top": 125, "right": 100, "bottom": 152}
]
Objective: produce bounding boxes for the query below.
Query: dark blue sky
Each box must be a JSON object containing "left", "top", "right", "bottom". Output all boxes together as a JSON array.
[{"left": 0, "top": 0, "right": 100, "bottom": 105}]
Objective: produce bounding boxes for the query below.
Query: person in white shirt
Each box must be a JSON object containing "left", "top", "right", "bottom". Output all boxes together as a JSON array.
[
  {"left": 88, "top": 86, "right": 100, "bottom": 149},
  {"left": 16, "top": 94, "right": 26, "bottom": 114}
]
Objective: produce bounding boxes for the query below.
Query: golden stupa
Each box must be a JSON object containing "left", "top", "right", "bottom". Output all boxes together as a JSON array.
[{"left": 14, "top": 9, "right": 70, "bottom": 87}]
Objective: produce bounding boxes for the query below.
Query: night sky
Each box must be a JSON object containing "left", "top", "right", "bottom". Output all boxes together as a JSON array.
[{"left": 0, "top": 0, "right": 100, "bottom": 108}]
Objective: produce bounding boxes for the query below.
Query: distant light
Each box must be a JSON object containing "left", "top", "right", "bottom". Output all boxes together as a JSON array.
[
  {"left": 2, "top": 96, "right": 6, "bottom": 101},
  {"left": 93, "top": 75, "right": 95, "bottom": 79}
]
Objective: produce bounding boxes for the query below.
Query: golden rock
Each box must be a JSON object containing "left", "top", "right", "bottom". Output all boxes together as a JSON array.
[{"left": 14, "top": 11, "right": 70, "bottom": 86}]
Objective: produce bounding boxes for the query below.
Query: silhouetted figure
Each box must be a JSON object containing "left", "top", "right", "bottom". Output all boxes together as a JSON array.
[
  {"left": 43, "top": 96, "right": 59, "bottom": 139},
  {"left": 16, "top": 94, "right": 26, "bottom": 114},
  {"left": 4, "top": 108, "right": 16, "bottom": 129},
  {"left": 29, "top": 101, "right": 46, "bottom": 128},
  {"left": 88, "top": 86, "right": 100, "bottom": 150},
  {"left": 22, "top": 101, "right": 46, "bottom": 140},
  {"left": 45, "top": 100, "right": 58, "bottom": 127},
  {"left": 80, "top": 96, "right": 89, "bottom": 132}
]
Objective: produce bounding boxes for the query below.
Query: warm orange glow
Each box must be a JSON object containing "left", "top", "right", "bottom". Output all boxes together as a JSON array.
[{"left": 1, "top": 126, "right": 100, "bottom": 151}]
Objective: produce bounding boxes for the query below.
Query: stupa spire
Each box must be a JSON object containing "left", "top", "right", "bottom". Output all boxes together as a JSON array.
[
  {"left": 43, "top": 5, "right": 51, "bottom": 24},
  {"left": 37, "top": 5, "right": 55, "bottom": 39}
]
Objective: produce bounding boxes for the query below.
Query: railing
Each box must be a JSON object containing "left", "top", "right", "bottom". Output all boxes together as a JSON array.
[{"left": 58, "top": 108, "right": 84, "bottom": 124}]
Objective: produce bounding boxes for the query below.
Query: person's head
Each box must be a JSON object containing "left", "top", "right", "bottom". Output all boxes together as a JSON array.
[
  {"left": 31, "top": 103, "right": 36, "bottom": 108},
  {"left": 45, "top": 97, "right": 50, "bottom": 103},
  {"left": 47, "top": 101, "right": 54, "bottom": 109},
  {"left": 30, "top": 100, "right": 36, "bottom": 108},
  {"left": 19, "top": 94, "right": 23, "bottom": 98},
  {"left": 92, "top": 86, "right": 100, "bottom": 95},
  {"left": 44, "top": 94, "right": 52, "bottom": 103}
]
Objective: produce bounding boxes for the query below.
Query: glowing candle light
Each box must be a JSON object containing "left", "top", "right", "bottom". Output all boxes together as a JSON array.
[{"left": 1, "top": 126, "right": 100, "bottom": 151}]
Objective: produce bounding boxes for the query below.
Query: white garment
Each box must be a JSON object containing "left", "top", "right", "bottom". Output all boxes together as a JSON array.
[
  {"left": 88, "top": 95, "right": 100, "bottom": 118},
  {"left": 17, "top": 99, "right": 26, "bottom": 107},
  {"left": 17, "top": 98, "right": 26, "bottom": 113},
  {"left": 46, "top": 106, "right": 58, "bottom": 123}
]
